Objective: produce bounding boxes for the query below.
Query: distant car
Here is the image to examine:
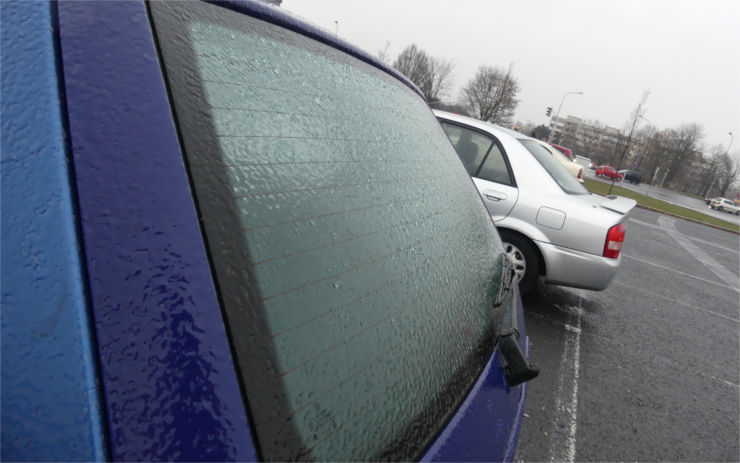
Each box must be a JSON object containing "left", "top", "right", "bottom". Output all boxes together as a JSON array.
[
  {"left": 709, "top": 197, "right": 740, "bottom": 215},
  {"left": 548, "top": 143, "right": 573, "bottom": 160},
  {"left": 596, "top": 165, "right": 623, "bottom": 180},
  {"left": 538, "top": 140, "right": 584, "bottom": 183},
  {"left": 618, "top": 169, "right": 642, "bottom": 184},
  {"left": 436, "top": 110, "right": 637, "bottom": 294},
  {"left": 1, "top": 1, "right": 535, "bottom": 461}
]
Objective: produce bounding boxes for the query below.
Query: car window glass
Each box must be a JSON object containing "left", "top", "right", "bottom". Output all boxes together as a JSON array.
[
  {"left": 476, "top": 142, "right": 513, "bottom": 186},
  {"left": 519, "top": 139, "right": 588, "bottom": 195},
  {"left": 150, "top": 2, "right": 504, "bottom": 461},
  {"left": 548, "top": 145, "right": 572, "bottom": 165},
  {"left": 439, "top": 122, "right": 493, "bottom": 176}
]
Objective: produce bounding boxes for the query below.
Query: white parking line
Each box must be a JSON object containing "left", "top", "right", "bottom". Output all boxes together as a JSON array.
[
  {"left": 528, "top": 308, "right": 740, "bottom": 390},
  {"left": 583, "top": 328, "right": 740, "bottom": 389},
  {"left": 611, "top": 280, "right": 740, "bottom": 323},
  {"left": 622, "top": 254, "right": 740, "bottom": 293},
  {"left": 657, "top": 216, "right": 740, "bottom": 289},
  {"left": 549, "top": 301, "right": 583, "bottom": 463},
  {"left": 629, "top": 218, "right": 739, "bottom": 254}
]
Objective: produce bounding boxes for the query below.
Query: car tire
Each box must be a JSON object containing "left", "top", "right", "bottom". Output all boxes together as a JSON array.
[
  {"left": 719, "top": 206, "right": 724, "bottom": 211},
  {"left": 499, "top": 231, "right": 540, "bottom": 295}
]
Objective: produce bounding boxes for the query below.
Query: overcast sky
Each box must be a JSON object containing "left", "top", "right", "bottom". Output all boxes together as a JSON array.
[{"left": 282, "top": 0, "right": 739, "bottom": 153}]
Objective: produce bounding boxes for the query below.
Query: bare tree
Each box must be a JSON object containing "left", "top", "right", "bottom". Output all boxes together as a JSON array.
[
  {"left": 633, "top": 123, "right": 657, "bottom": 170},
  {"left": 392, "top": 44, "right": 454, "bottom": 104},
  {"left": 608, "top": 91, "right": 649, "bottom": 193},
  {"left": 460, "top": 65, "right": 520, "bottom": 125},
  {"left": 716, "top": 151, "right": 740, "bottom": 196},
  {"left": 642, "top": 129, "right": 675, "bottom": 185},
  {"left": 393, "top": 44, "right": 430, "bottom": 88},
  {"left": 427, "top": 58, "right": 455, "bottom": 105},
  {"left": 574, "top": 120, "right": 602, "bottom": 158},
  {"left": 663, "top": 123, "right": 704, "bottom": 186},
  {"left": 377, "top": 41, "right": 391, "bottom": 64},
  {"left": 615, "top": 92, "right": 649, "bottom": 167}
]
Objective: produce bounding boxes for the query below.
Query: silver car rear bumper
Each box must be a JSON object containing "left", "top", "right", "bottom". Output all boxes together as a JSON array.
[{"left": 537, "top": 240, "right": 620, "bottom": 291}]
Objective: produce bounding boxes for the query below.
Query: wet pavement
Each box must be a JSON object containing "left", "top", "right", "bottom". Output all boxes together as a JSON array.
[{"left": 515, "top": 207, "right": 740, "bottom": 462}]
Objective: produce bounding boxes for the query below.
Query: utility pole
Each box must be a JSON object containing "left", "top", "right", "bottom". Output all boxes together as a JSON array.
[
  {"left": 646, "top": 166, "right": 663, "bottom": 197},
  {"left": 660, "top": 168, "right": 670, "bottom": 188}
]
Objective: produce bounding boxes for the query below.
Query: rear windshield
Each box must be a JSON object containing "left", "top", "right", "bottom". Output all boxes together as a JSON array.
[
  {"left": 520, "top": 139, "right": 588, "bottom": 195},
  {"left": 151, "top": 2, "right": 505, "bottom": 460}
]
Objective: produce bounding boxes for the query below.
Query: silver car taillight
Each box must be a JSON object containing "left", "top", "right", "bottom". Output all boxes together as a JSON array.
[{"left": 603, "top": 223, "right": 626, "bottom": 259}]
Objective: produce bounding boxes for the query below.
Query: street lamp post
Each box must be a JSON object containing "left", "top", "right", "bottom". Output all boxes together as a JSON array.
[
  {"left": 549, "top": 91, "right": 583, "bottom": 143},
  {"left": 704, "top": 131, "right": 734, "bottom": 198}
]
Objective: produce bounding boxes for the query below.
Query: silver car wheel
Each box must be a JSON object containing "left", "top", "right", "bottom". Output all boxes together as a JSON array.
[{"left": 503, "top": 242, "right": 526, "bottom": 283}]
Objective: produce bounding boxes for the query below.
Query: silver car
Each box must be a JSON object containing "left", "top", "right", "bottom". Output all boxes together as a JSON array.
[
  {"left": 709, "top": 197, "right": 740, "bottom": 215},
  {"left": 435, "top": 110, "right": 637, "bottom": 294}
]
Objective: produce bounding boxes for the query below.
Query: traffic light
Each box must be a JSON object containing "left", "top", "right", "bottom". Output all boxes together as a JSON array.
[{"left": 546, "top": 106, "right": 552, "bottom": 116}]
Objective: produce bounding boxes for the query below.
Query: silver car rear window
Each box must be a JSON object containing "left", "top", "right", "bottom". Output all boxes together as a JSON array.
[{"left": 520, "top": 139, "right": 588, "bottom": 195}]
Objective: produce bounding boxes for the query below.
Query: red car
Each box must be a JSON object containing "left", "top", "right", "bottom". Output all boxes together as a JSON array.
[
  {"left": 596, "top": 165, "right": 623, "bottom": 180},
  {"left": 548, "top": 143, "right": 573, "bottom": 160}
]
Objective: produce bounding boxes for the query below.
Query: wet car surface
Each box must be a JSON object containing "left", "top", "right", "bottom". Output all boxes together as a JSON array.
[
  {"left": 516, "top": 206, "right": 739, "bottom": 461},
  {"left": 1, "top": 1, "right": 532, "bottom": 460}
]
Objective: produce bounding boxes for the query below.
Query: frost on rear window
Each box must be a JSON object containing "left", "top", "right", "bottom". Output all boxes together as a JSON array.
[{"left": 151, "top": 2, "right": 504, "bottom": 460}]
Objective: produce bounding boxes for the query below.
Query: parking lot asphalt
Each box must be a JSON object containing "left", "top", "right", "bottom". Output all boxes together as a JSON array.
[{"left": 515, "top": 206, "right": 740, "bottom": 462}]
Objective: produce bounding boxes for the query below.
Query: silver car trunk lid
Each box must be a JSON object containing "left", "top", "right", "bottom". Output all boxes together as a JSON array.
[{"left": 583, "top": 194, "right": 637, "bottom": 215}]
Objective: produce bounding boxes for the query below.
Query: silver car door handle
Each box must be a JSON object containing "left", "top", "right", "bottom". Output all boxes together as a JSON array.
[{"left": 484, "top": 190, "right": 507, "bottom": 201}]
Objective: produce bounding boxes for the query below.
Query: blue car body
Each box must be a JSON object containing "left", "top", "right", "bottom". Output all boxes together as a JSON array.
[{"left": 1, "top": 1, "right": 530, "bottom": 460}]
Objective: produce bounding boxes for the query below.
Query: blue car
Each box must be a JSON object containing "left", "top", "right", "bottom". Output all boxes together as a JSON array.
[{"left": 1, "top": 1, "right": 536, "bottom": 460}]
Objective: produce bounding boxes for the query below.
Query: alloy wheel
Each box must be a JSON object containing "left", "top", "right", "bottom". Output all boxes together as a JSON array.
[{"left": 503, "top": 242, "right": 526, "bottom": 283}]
